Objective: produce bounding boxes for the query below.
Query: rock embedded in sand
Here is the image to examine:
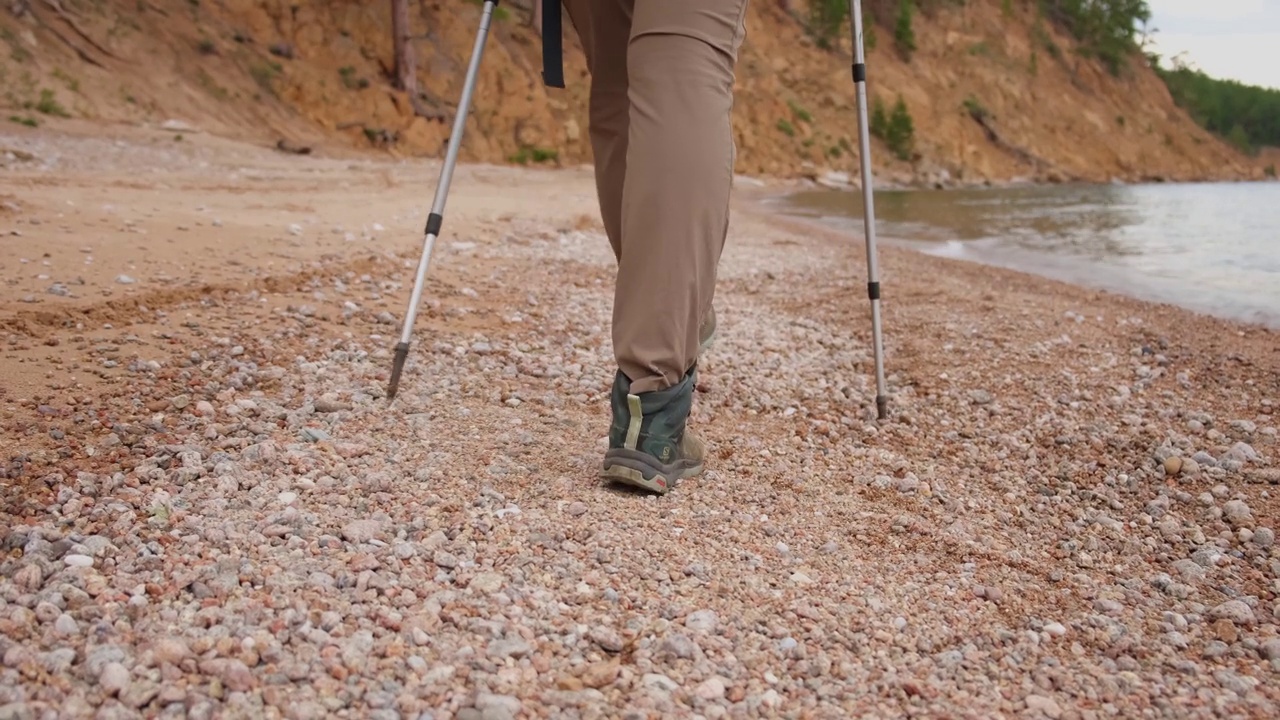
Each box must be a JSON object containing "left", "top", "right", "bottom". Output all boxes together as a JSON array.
[
  {"left": 1209, "top": 600, "right": 1256, "bottom": 626},
  {"left": 1222, "top": 500, "right": 1253, "bottom": 528}
]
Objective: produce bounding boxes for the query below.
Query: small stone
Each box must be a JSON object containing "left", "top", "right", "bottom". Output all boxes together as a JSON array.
[
  {"left": 1203, "top": 641, "right": 1229, "bottom": 658},
  {"left": 288, "top": 223, "right": 303, "bottom": 236},
  {"left": 1192, "top": 451, "right": 1218, "bottom": 467},
  {"left": 301, "top": 427, "right": 331, "bottom": 442},
  {"left": 567, "top": 501, "right": 588, "bottom": 516},
  {"left": 470, "top": 572, "right": 503, "bottom": 594},
  {"left": 695, "top": 676, "right": 727, "bottom": 701},
  {"left": 341, "top": 519, "right": 383, "bottom": 544},
  {"left": 1223, "top": 500, "right": 1253, "bottom": 527},
  {"left": 642, "top": 673, "right": 679, "bottom": 693},
  {"left": 1164, "top": 456, "right": 1183, "bottom": 476},
  {"left": 579, "top": 658, "right": 620, "bottom": 689},
  {"left": 63, "top": 554, "right": 93, "bottom": 568},
  {"left": 1260, "top": 639, "right": 1280, "bottom": 661},
  {"left": 474, "top": 693, "right": 520, "bottom": 720},
  {"left": 99, "top": 662, "right": 130, "bottom": 695},
  {"left": 152, "top": 638, "right": 190, "bottom": 665},
  {"left": 115, "top": 274, "right": 136, "bottom": 284},
  {"left": 433, "top": 551, "right": 458, "bottom": 569},
  {"left": 1221, "top": 442, "right": 1258, "bottom": 465},
  {"left": 14, "top": 564, "right": 42, "bottom": 592},
  {"left": 1252, "top": 527, "right": 1274, "bottom": 548},
  {"left": 685, "top": 609, "right": 720, "bottom": 634},
  {"left": 1025, "top": 694, "right": 1063, "bottom": 719},
  {"left": 658, "top": 633, "right": 697, "bottom": 660},
  {"left": 1212, "top": 618, "right": 1239, "bottom": 643},
  {"left": 485, "top": 638, "right": 531, "bottom": 660},
  {"left": 1209, "top": 600, "right": 1256, "bottom": 626},
  {"left": 761, "top": 689, "right": 781, "bottom": 708},
  {"left": 314, "top": 398, "right": 351, "bottom": 413},
  {"left": 1043, "top": 622, "right": 1067, "bottom": 637},
  {"left": 588, "top": 626, "right": 624, "bottom": 652},
  {"left": 53, "top": 614, "right": 78, "bottom": 636}
]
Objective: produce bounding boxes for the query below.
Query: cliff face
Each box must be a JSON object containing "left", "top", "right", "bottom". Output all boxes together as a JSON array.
[{"left": 0, "top": 1, "right": 1266, "bottom": 184}]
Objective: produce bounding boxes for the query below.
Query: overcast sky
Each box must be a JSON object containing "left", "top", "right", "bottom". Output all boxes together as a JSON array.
[{"left": 1144, "top": 0, "right": 1280, "bottom": 89}]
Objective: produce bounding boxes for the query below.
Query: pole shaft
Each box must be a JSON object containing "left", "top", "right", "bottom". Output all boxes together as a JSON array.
[
  {"left": 848, "top": 0, "right": 889, "bottom": 418},
  {"left": 396, "top": 1, "right": 495, "bottom": 348}
]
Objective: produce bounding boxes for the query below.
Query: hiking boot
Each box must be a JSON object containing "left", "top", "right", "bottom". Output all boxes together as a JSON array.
[{"left": 601, "top": 367, "right": 704, "bottom": 494}]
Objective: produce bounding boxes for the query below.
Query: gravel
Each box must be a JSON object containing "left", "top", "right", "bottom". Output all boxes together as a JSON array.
[{"left": 2, "top": 132, "right": 1278, "bottom": 719}]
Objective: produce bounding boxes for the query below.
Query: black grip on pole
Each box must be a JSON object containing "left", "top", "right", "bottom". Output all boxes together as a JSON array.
[
  {"left": 868, "top": 281, "right": 880, "bottom": 301},
  {"left": 425, "top": 212, "right": 443, "bottom": 237},
  {"left": 541, "top": 0, "right": 565, "bottom": 88},
  {"left": 852, "top": 63, "right": 866, "bottom": 84}
]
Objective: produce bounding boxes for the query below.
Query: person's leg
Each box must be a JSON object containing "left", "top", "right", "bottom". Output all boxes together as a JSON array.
[
  {"left": 614, "top": 0, "right": 747, "bottom": 394},
  {"left": 563, "top": 0, "right": 632, "bottom": 262},
  {"left": 601, "top": 0, "right": 748, "bottom": 493}
]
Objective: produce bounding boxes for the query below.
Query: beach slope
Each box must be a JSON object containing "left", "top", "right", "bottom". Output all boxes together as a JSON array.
[{"left": 1, "top": 122, "right": 1278, "bottom": 718}]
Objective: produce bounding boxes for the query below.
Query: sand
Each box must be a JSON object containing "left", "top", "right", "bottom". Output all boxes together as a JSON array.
[{"left": 1, "top": 120, "right": 1278, "bottom": 719}]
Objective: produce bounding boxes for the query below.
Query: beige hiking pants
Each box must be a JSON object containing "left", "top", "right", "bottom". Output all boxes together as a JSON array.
[{"left": 562, "top": 0, "right": 749, "bottom": 395}]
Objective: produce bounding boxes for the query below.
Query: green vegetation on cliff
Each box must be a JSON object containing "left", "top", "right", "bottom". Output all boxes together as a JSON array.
[
  {"left": 1038, "top": 0, "right": 1151, "bottom": 75},
  {"left": 1155, "top": 64, "right": 1280, "bottom": 155},
  {"left": 804, "top": 0, "right": 1152, "bottom": 76}
]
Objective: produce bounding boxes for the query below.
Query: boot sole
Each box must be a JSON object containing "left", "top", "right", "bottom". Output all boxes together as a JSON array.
[{"left": 601, "top": 448, "right": 703, "bottom": 494}]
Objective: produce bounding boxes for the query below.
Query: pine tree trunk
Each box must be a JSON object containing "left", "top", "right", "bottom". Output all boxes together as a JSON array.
[{"left": 392, "top": 0, "right": 416, "bottom": 96}]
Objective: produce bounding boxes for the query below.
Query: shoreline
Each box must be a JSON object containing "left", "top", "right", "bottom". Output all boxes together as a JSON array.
[
  {"left": 750, "top": 181, "right": 1280, "bottom": 335},
  {"left": 2, "top": 124, "right": 1279, "bottom": 719}
]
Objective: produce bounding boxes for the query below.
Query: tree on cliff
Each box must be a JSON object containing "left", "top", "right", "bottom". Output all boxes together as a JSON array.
[
  {"left": 392, "top": 0, "right": 442, "bottom": 119},
  {"left": 392, "top": 0, "right": 417, "bottom": 96}
]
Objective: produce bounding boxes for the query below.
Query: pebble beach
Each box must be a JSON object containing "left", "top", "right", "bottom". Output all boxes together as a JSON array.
[{"left": 1, "top": 122, "right": 1278, "bottom": 719}]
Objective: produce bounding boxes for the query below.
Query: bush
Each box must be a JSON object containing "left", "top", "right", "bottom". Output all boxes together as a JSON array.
[
  {"left": 886, "top": 95, "right": 914, "bottom": 160},
  {"left": 869, "top": 96, "right": 889, "bottom": 140},
  {"left": 894, "top": 0, "right": 917, "bottom": 60},
  {"left": 33, "top": 88, "right": 69, "bottom": 118},
  {"left": 806, "top": 0, "right": 847, "bottom": 49},
  {"left": 788, "top": 100, "right": 813, "bottom": 124},
  {"left": 510, "top": 146, "right": 558, "bottom": 164},
  {"left": 962, "top": 95, "right": 988, "bottom": 121}
]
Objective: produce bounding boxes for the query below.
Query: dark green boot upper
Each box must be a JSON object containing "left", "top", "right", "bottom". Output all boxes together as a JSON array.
[{"left": 608, "top": 367, "right": 697, "bottom": 464}]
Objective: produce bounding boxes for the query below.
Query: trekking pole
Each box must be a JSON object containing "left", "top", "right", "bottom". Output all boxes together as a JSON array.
[
  {"left": 386, "top": 0, "right": 498, "bottom": 401},
  {"left": 847, "top": 0, "right": 890, "bottom": 420}
]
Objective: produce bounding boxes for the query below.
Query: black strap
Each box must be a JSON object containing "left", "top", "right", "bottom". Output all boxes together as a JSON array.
[{"left": 541, "top": 0, "right": 565, "bottom": 88}]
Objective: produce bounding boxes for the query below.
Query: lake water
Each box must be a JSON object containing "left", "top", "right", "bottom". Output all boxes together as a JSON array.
[{"left": 776, "top": 181, "right": 1280, "bottom": 329}]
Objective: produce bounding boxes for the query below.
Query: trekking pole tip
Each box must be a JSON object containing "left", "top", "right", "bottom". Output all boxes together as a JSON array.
[
  {"left": 386, "top": 341, "right": 410, "bottom": 401},
  {"left": 876, "top": 395, "right": 888, "bottom": 421}
]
